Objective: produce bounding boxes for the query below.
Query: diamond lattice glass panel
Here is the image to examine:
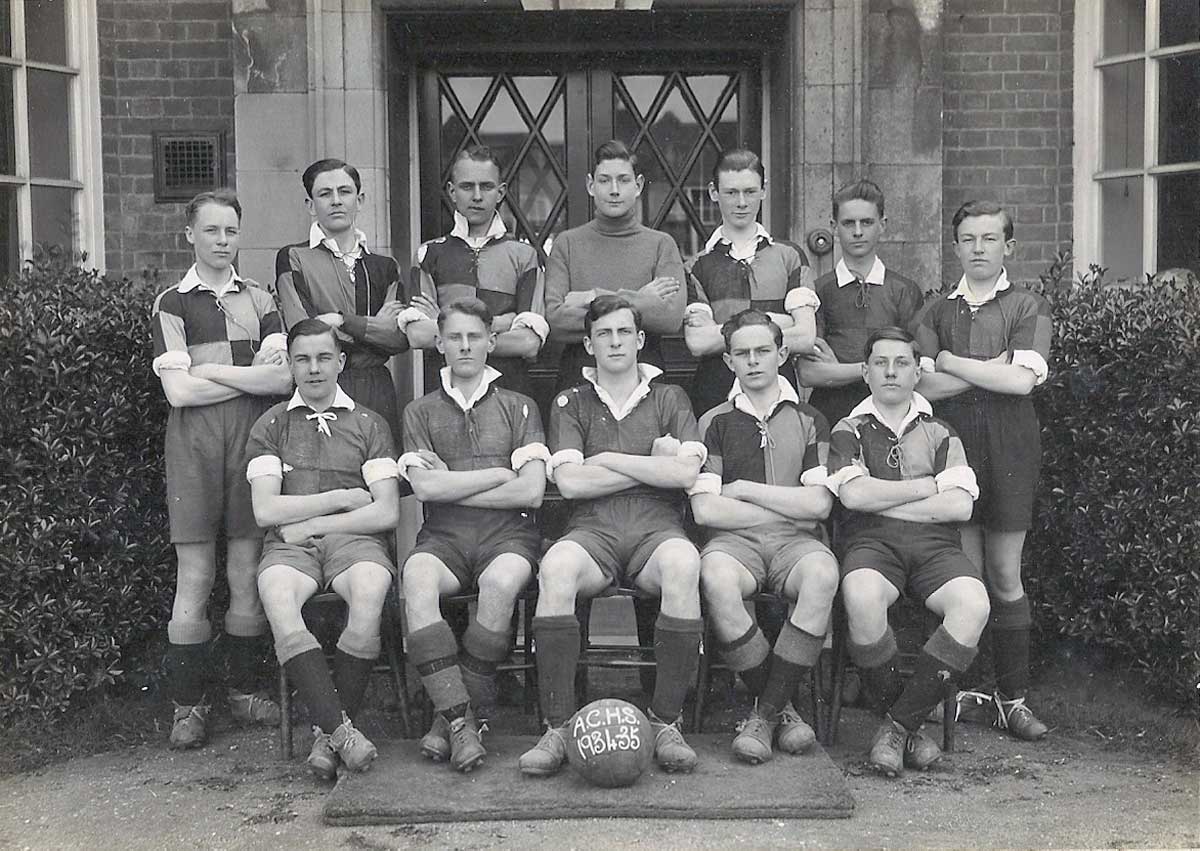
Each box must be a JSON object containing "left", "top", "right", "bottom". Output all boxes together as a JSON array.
[
  {"left": 687, "top": 75, "right": 731, "bottom": 120},
  {"left": 512, "top": 142, "right": 564, "bottom": 243},
  {"left": 441, "top": 94, "right": 467, "bottom": 160},
  {"left": 685, "top": 140, "right": 724, "bottom": 233},
  {"left": 1100, "top": 177, "right": 1143, "bottom": 280},
  {"left": 1102, "top": 0, "right": 1146, "bottom": 58},
  {"left": 620, "top": 75, "right": 665, "bottom": 118},
  {"left": 513, "top": 75, "right": 557, "bottom": 118},
  {"left": 1157, "top": 171, "right": 1200, "bottom": 272},
  {"left": 659, "top": 195, "right": 699, "bottom": 259},
  {"left": 0, "top": 0, "right": 11, "bottom": 56},
  {"left": 1160, "top": 1, "right": 1200, "bottom": 48},
  {"left": 0, "top": 184, "right": 16, "bottom": 280},
  {"left": 477, "top": 85, "right": 526, "bottom": 173},
  {"left": 31, "top": 184, "right": 74, "bottom": 252},
  {"left": 447, "top": 76, "right": 493, "bottom": 123},
  {"left": 634, "top": 137, "right": 667, "bottom": 226},
  {"left": 654, "top": 83, "right": 702, "bottom": 176},
  {"left": 714, "top": 94, "right": 740, "bottom": 152},
  {"left": 1158, "top": 53, "right": 1200, "bottom": 165},
  {"left": 26, "top": 0, "right": 68, "bottom": 66},
  {"left": 28, "top": 69, "right": 71, "bottom": 179},
  {"left": 1101, "top": 61, "right": 1145, "bottom": 170},
  {"left": 541, "top": 88, "right": 566, "bottom": 155},
  {"left": 0, "top": 66, "right": 13, "bottom": 175}
]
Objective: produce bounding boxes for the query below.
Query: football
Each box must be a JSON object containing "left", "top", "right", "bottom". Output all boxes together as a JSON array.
[{"left": 565, "top": 698, "right": 653, "bottom": 788}]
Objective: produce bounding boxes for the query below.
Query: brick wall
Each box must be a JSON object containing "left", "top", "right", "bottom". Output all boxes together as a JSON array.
[
  {"left": 942, "top": 0, "right": 1074, "bottom": 286},
  {"left": 98, "top": 0, "right": 236, "bottom": 282}
]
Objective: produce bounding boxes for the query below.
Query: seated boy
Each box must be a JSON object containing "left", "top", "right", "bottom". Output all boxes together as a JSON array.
[
  {"left": 825, "top": 327, "right": 990, "bottom": 777},
  {"left": 400, "top": 297, "right": 548, "bottom": 773},
  {"left": 690, "top": 310, "right": 839, "bottom": 765},
  {"left": 247, "top": 319, "right": 402, "bottom": 780},
  {"left": 520, "top": 295, "right": 706, "bottom": 776}
]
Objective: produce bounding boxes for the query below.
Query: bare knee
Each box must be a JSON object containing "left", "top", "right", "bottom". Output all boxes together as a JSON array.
[
  {"left": 478, "top": 562, "right": 530, "bottom": 607},
  {"left": 841, "top": 571, "right": 889, "bottom": 623},
  {"left": 537, "top": 552, "right": 582, "bottom": 607},
  {"left": 952, "top": 583, "right": 991, "bottom": 636},
  {"left": 796, "top": 555, "right": 840, "bottom": 605},
  {"left": 700, "top": 561, "right": 744, "bottom": 611},
  {"left": 657, "top": 544, "right": 700, "bottom": 589}
]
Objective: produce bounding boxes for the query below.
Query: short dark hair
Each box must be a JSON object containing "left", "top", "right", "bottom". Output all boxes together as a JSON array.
[
  {"left": 721, "top": 309, "right": 782, "bottom": 352},
  {"left": 832, "top": 178, "right": 885, "bottom": 219},
  {"left": 287, "top": 317, "right": 341, "bottom": 352},
  {"left": 185, "top": 188, "right": 241, "bottom": 225},
  {"left": 584, "top": 294, "right": 642, "bottom": 335},
  {"left": 711, "top": 149, "right": 765, "bottom": 188},
  {"left": 438, "top": 296, "right": 494, "bottom": 330},
  {"left": 302, "top": 158, "right": 362, "bottom": 197},
  {"left": 592, "top": 139, "right": 637, "bottom": 173},
  {"left": 863, "top": 326, "right": 919, "bottom": 361},
  {"left": 450, "top": 145, "right": 505, "bottom": 181},
  {"left": 952, "top": 200, "right": 1014, "bottom": 241}
]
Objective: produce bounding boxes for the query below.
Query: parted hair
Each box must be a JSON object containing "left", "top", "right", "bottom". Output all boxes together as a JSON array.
[
  {"left": 302, "top": 158, "right": 362, "bottom": 196},
  {"left": 438, "top": 296, "right": 494, "bottom": 330},
  {"left": 287, "top": 317, "right": 341, "bottom": 352},
  {"left": 832, "top": 178, "right": 885, "bottom": 219},
  {"left": 952, "top": 199, "right": 1014, "bottom": 241},
  {"left": 711, "top": 149, "right": 765, "bottom": 188},
  {"left": 185, "top": 188, "right": 241, "bottom": 225},
  {"left": 863, "top": 326, "right": 920, "bottom": 361},
  {"left": 592, "top": 139, "right": 638, "bottom": 172},
  {"left": 721, "top": 308, "right": 782, "bottom": 352},
  {"left": 584, "top": 294, "right": 643, "bottom": 334},
  {"left": 451, "top": 145, "right": 505, "bottom": 180}
]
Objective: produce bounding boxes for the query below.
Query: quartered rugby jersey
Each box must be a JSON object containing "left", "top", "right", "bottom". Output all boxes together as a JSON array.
[
  {"left": 814, "top": 257, "right": 925, "bottom": 365},
  {"left": 686, "top": 225, "right": 816, "bottom": 323}
]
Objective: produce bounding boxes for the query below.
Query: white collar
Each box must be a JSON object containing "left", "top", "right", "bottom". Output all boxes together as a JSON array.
[
  {"left": 177, "top": 264, "right": 243, "bottom": 296},
  {"left": 450, "top": 211, "right": 507, "bottom": 243},
  {"left": 581, "top": 363, "right": 663, "bottom": 422},
  {"left": 947, "top": 267, "right": 1011, "bottom": 307},
  {"left": 704, "top": 223, "right": 773, "bottom": 255},
  {"left": 308, "top": 221, "right": 370, "bottom": 257},
  {"left": 727, "top": 375, "right": 800, "bottom": 420},
  {"left": 286, "top": 384, "right": 356, "bottom": 412},
  {"left": 835, "top": 256, "right": 887, "bottom": 287},
  {"left": 440, "top": 365, "right": 503, "bottom": 412},
  {"left": 847, "top": 392, "right": 933, "bottom": 436}
]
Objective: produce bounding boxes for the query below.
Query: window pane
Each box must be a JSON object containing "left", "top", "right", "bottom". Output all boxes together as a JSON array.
[
  {"left": 1158, "top": 52, "right": 1200, "bottom": 164},
  {"left": 0, "top": 65, "right": 13, "bottom": 174},
  {"left": 1100, "top": 177, "right": 1144, "bottom": 280},
  {"left": 0, "top": 0, "right": 11, "bottom": 57},
  {"left": 27, "top": 69, "right": 71, "bottom": 179},
  {"left": 1157, "top": 172, "right": 1200, "bottom": 272},
  {"left": 31, "top": 184, "right": 74, "bottom": 252},
  {"left": 1102, "top": 0, "right": 1146, "bottom": 57},
  {"left": 1160, "top": 0, "right": 1200, "bottom": 48},
  {"left": 1101, "top": 61, "right": 1145, "bottom": 169},
  {"left": 0, "top": 184, "right": 16, "bottom": 280},
  {"left": 25, "top": 0, "right": 68, "bottom": 66}
]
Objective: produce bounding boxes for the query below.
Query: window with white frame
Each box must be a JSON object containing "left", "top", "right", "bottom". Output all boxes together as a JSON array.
[
  {"left": 0, "top": 0, "right": 103, "bottom": 279},
  {"left": 1074, "top": 0, "right": 1200, "bottom": 281}
]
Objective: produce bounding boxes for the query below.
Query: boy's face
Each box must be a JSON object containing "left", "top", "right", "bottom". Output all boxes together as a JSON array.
[
  {"left": 586, "top": 158, "right": 644, "bottom": 220},
  {"left": 289, "top": 331, "right": 345, "bottom": 408},
  {"left": 448, "top": 159, "right": 505, "bottom": 230},
  {"left": 185, "top": 202, "right": 240, "bottom": 274},
  {"left": 833, "top": 198, "right": 885, "bottom": 263},
  {"left": 583, "top": 308, "right": 644, "bottom": 375},
  {"left": 710, "top": 168, "right": 765, "bottom": 230},
  {"left": 863, "top": 338, "right": 920, "bottom": 407},
  {"left": 954, "top": 213, "right": 1014, "bottom": 284},
  {"left": 436, "top": 310, "right": 495, "bottom": 381},
  {"left": 723, "top": 323, "right": 786, "bottom": 393},
  {"left": 306, "top": 168, "right": 364, "bottom": 237}
]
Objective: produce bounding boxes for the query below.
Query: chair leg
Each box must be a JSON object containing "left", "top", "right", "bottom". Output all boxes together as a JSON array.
[
  {"left": 825, "top": 604, "right": 848, "bottom": 747},
  {"left": 382, "top": 606, "right": 411, "bottom": 738},
  {"left": 940, "top": 672, "right": 956, "bottom": 752},
  {"left": 575, "top": 598, "right": 592, "bottom": 707},
  {"left": 522, "top": 596, "right": 538, "bottom": 720},
  {"left": 278, "top": 666, "right": 292, "bottom": 760},
  {"left": 691, "top": 621, "right": 712, "bottom": 734}
]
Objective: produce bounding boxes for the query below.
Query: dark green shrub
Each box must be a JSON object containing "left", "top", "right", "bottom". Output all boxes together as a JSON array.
[
  {"left": 0, "top": 250, "right": 174, "bottom": 723},
  {"left": 1028, "top": 257, "right": 1200, "bottom": 708}
]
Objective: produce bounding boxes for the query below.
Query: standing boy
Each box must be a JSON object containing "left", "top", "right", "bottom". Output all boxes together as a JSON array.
[
  {"left": 797, "top": 179, "right": 925, "bottom": 428},
  {"left": 273, "top": 159, "right": 411, "bottom": 441},
  {"left": 151, "top": 189, "right": 293, "bottom": 748},
  {"left": 684, "top": 149, "right": 819, "bottom": 417},
  {"left": 247, "top": 319, "right": 402, "bottom": 780},
  {"left": 911, "top": 201, "right": 1052, "bottom": 741},
  {"left": 826, "top": 327, "right": 990, "bottom": 776},
  {"left": 400, "top": 298, "right": 548, "bottom": 773},
  {"left": 519, "top": 296, "right": 706, "bottom": 777},
  {"left": 401, "top": 146, "right": 548, "bottom": 400},
  {"left": 544, "top": 141, "right": 686, "bottom": 391},
  {"left": 690, "top": 310, "right": 838, "bottom": 765}
]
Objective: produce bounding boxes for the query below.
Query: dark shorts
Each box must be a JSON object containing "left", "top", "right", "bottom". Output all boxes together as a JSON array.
[
  {"left": 702, "top": 522, "right": 834, "bottom": 596},
  {"left": 936, "top": 391, "right": 1041, "bottom": 532},
  {"left": 340, "top": 364, "right": 400, "bottom": 446},
  {"left": 559, "top": 495, "right": 692, "bottom": 586},
  {"left": 165, "top": 395, "right": 270, "bottom": 544},
  {"left": 840, "top": 518, "right": 980, "bottom": 603},
  {"left": 258, "top": 533, "right": 395, "bottom": 589},
  {"left": 407, "top": 507, "right": 541, "bottom": 591}
]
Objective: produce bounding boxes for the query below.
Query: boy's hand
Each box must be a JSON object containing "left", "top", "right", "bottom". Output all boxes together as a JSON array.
[
  {"left": 316, "top": 312, "right": 344, "bottom": 329},
  {"left": 339, "top": 488, "right": 373, "bottom": 511},
  {"left": 651, "top": 435, "right": 681, "bottom": 456},
  {"left": 805, "top": 337, "right": 839, "bottom": 363},
  {"left": 410, "top": 294, "right": 439, "bottom": 320},
  {"left": 414, "top": 449, "right": 448, "bottom": 471},
  {"left": 684, "top": 309, "right": 715, "bottom": 328},
  {"left": 253, "top": 347, "right": 287, "bottom": 367},
  {"left": 564, "top": 289, "right": 596, "bottom": 306},
  {"left": 376, "top": 301, "right": 405, "bottom": 324},
  {"left": 642, "top": 276, "right": 680, "bottom": 302},
  {"left": 278, "top": 521, "right": 314, "bottom": 545},
  {"left": 722, "top": 480, "right": 750, "bottom": 500}
]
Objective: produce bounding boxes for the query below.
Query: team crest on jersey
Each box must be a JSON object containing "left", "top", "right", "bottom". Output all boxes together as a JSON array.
[{"left": 557, "top": 395, "right": 569, "bottom": 407}]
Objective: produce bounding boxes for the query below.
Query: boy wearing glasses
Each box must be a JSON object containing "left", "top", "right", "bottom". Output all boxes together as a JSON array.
[{"left": 684, "top": 149, "right": 818, "bottom": 417}]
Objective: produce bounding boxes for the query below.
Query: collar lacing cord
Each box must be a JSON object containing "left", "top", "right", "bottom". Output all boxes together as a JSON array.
[
  {"left": 307, "top": 411, "right": 338, "bottom": 437},
  {"left": 756, "top": 420, "right": 775, "bottom": 450},
  {"left": 886, "top": 441, "right": 904, "bottom": 472}
]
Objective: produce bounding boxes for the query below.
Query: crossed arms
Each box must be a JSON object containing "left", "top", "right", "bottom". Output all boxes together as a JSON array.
[
  {"left": 406, "top": 452, "right": 546, "bottom": 510},
  {"left": 159, "top": 346, "right": 293, "bottom": 408},
  {"left": 690, "top": 478, "right": 832, "bottom": 530},
  {"left": 553, "top": 435, "right": 701, "bottom": 501},
  {"left": 250, "top": 475, "right": 401, "bottom": 544}
]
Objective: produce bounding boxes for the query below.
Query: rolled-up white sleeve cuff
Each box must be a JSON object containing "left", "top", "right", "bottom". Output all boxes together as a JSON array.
[
  {"left": 260, "top": 332, "right": 288, "bottom": 353},
  {"left": 396, "top": 307, "right": 428, "bottom": 331},
  {"left": 152, "top": 350, "right": 192, "bottom": 376},
  {"left": 511, "top": 312, "right": 550, "bottom": 344},
  {"left": 246, "top": 454, "right": 283, "bottom": 482},
  {"left": 1012, "top": 349, "right": 1049, "bottom": 386},
  {"left": 361, "top": 457, "right": 400, "bottom": 486},
  {"left": 397, "top": 451, "right": 434, "bottom": 481},
  {"left": 799, "top": 465, "right": 828, "bottom": 488},
  {"left": 936, "top": 465, "right": 980, "bottom": 500},
  {"left": 785, "top": 287, "right": 821, "bottom": 312},
  {"left": 823, "top": 464, "right": 865, "bottom": 497},
  {"left": 684, "top": 302, "right": 713, "bottom": 318},
  {"left": 687, "top": 472, "right": 722, "bottom": 497},
  {"left": 678, "top": 440, "right": 708, "bottom": 465},
  {"left": 511, "top": 442, "right": 551, "bottom": 471},
  {"left": 546, "top": 448, "right": 584, "bottom": 481},
  {"left": 920, "top": 356, "right": 937, "bottom": 374}
]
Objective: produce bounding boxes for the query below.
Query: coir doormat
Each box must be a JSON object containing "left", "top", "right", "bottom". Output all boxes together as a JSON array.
[{"left": 323, "top": 734, "right": 854, "bottom": 824}]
